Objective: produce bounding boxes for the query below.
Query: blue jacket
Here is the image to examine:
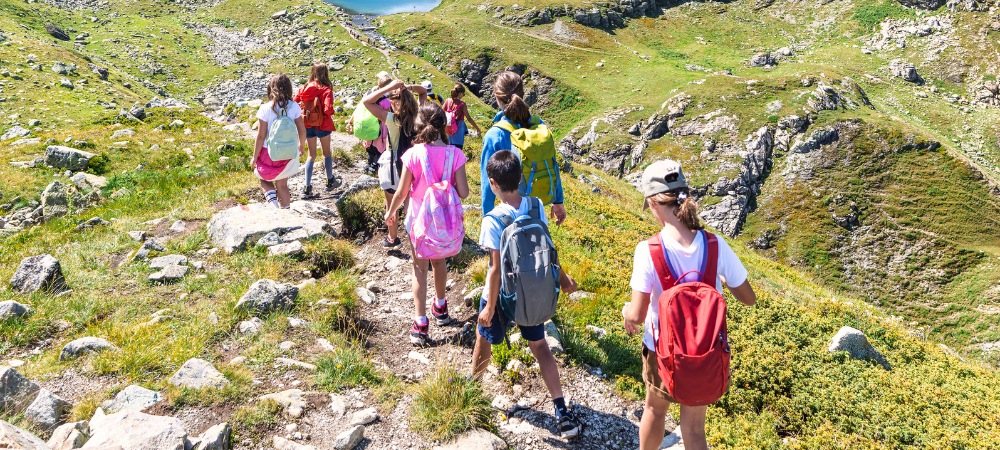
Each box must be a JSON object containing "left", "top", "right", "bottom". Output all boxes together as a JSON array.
[{"left": 480, "top": 112, "right": 565, "bottom": 214}]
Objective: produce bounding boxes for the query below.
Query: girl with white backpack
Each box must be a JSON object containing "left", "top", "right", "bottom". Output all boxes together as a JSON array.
[
  {"left": 252, "top": 73, "right": 306, "bottom": 208},
  {"left": 383, "top": 102, "right": 470, "bottom": 347}
]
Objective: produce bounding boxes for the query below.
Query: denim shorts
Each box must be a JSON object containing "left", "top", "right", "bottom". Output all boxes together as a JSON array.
[
  {"left": 306, "top": 128, "right": 332, "bottom": 139},
  {"left": 477, "top": 297, "right": 545, "bottom": 345}
]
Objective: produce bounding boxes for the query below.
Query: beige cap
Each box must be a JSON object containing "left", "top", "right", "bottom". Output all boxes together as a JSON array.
[{"left": 640, "top": 159, "right": 688, "bottom": 207}]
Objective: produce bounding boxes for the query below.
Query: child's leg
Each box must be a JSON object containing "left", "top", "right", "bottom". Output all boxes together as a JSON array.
[
  {"left": 260, "top": 180, "right": 278, "bottom": 207},
  {"left": 430, "top": 259, "right": 447, "bottom": 301},
  {"left": 274, "top": 179, "right": 291, "bottom": 208},
  {"left": 471, "top": 332, "right": 492, "bottom": 379},
  {"left": 304, "top": 137, "right": 318, "bottom": 188},
  {"left": 384, "top": 191, "right": 398, "bottom": 242},
  {"left": 412, "top": 256, "right": 429, "bottom": 319},
  {"left": 527, "top": 338, "right": 564, "bottom": 401},
  {"left": 320, "top": 134, "right": 335, "bottom": 183},
  {"left": 678, "top": 405, "right": 708, "bottom": 450},
  {"left": 639, "top": 388, "right": 671, "bottom": 450}
]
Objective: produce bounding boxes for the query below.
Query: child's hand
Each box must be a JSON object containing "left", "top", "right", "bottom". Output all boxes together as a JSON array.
[
  {"left": 384, "top": 212, "right": 397, "bottom": 228},
  {"left": 477, "top": 308, "right": 494, "bottom": 327},
  {"left": 622, "top": 304, "right": 640, "bottom": 335},
  {"left": 551, "top": 204, "right": 567, "bottom": 226},
  {"left": 560, "top": 274, "right": 578, "bottom": 294}
]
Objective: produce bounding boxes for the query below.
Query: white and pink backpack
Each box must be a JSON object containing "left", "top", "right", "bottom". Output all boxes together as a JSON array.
[{"left": 411, "top": 145, "right": 465, "bottom": 259}]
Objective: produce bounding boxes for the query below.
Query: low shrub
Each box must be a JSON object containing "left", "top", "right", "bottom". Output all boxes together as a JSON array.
[{"left": 409, "top": 366, "right": 493, "bottom": 441}]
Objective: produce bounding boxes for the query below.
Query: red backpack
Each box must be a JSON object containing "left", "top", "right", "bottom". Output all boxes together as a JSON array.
[{"left": 649, "top": 232, "right": 730, "bottom": 406}]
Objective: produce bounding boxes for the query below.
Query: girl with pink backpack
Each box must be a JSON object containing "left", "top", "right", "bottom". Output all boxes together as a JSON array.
[{"left": 384, "top": 102, "right": 470, "bottom": 347}]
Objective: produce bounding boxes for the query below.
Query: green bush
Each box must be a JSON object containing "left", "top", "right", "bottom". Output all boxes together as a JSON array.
[
  {"left": 87, "top": 153, "right": 111, "bottom": 175},
  {"left": 410, "top": 367, "right": 493, "bottom": 441},
  {"left": 336, "top": 186, "right": 387, "bottom": 235},
  {"left": 303, "top": 238, "right": 356, "bottom": 276}
]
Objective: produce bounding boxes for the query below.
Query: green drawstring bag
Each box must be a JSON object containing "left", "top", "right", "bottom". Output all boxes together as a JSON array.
[{"left": 352, "top": 104, "right": 380, "bottom": 141}]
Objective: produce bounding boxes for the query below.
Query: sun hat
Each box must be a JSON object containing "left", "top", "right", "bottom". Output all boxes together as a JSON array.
[
  {"left": 640, "top": 159, "right": 688, "bottom": 208},
  {"left": 421, "top": 80, "right": 433, "bottom": 92}
]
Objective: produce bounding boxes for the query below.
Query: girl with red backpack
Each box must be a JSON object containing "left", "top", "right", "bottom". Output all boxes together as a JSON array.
[
  {"left": 294, "top": 63, "right": 341, "bottom": 198},
  {"left": 442, "top": 83, "right": 482, "bottom": 152},
  {"left": 383, "top": 102, "right": 470, "bottom": 346},
  {"left": 622, "top": 160, "right": 757, "bottom": 450}
]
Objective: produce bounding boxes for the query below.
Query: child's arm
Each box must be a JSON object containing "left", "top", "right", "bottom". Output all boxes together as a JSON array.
[
  {"left": 252, "top": 121, "right": 267, "bottom": 165},
  {"left": 558, "top": 268, "right": 577, "bottom": 294},
  {"left": 362, "top": 80, "right": 402, "bottom": 122},
  {"left": 464, "top": 103, "right": 482, "bottom": 135},
  {"left": 478, "top": 249, "right": 502, "bottom": 327},
  {"left": 622, "top": 290, "right": 651, "bottom": 335},
  {"left": 729, "top": 281, "right": 756, "bottom": 306},
  {"left": 454, "top": 163, "right": 470, "bottom": 200}
]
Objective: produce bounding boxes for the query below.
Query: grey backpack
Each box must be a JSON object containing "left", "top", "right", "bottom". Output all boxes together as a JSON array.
[{"left": 487, "top": 197, "right": 561, "bottom": 327}]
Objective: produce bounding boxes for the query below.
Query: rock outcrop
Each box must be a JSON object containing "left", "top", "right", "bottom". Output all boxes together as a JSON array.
[
  {"left": 700, "top": 127, "right": 775, "bottom": 236},
  {"left": 236, "top": 279, "right": 298, "bottom": 314},
  {"left": 0, "top": 419, "right": 49, "bottom": 450},
  {"left": 45, "top": 146, "right": 95, "bottom": 171},
  {"left": 0, "top": 366, "right": 40, "bottom": 414},
  {"left": 828, "top": 326, "right": 892, "bottom": 370},
  {"left": 492, "top": 0, "right": 665, "bottom": 29},
  {"left": 207, "top": 203, "right": 332, "bottom": 253},
  {"left": 10, "top": 254, "right": 68, "bottom": 294}
]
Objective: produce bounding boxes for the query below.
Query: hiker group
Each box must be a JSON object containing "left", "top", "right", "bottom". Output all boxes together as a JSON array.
[{"left": 250, "top": 63, "right": 757, "bottom": 449}]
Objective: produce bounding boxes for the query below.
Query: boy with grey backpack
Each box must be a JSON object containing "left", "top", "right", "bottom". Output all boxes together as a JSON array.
[{"left": 470, "top": 150, "right": 582, "bottom": 439}]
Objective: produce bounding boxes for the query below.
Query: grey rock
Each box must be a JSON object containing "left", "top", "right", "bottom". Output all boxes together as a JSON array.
[
  {"left": 41, "top": 182, "right": 70, "bottom": 222},
  {"left": 46, "top": 146, "right": 95, "bottom": 171},
  {"left": 896, "top": 0, "right": 945, "bottom": 9},
  {"left": 83, "top": 410, "right": 187, "bottom": 450},
  {"left": 543, "top": 320, "right": 564, "bottom": 354},
  {"left": 350, "top": 407, "right": 379, "bottom": 426},
  {"left": 432, "top": 428, "right": 507, "bottom": 450},
  {"left": 45, "top": 23, "right": 70, "bottom": 41},
  {"left": 75, "top": 217, "right": 109, "bottom": 231},
  {"left": 207, "top": 203, "right": 332, "bottom": 254},
  {"left": 828, "top": 326, "right": 891, "bottom": 370},
  {"left": 238, "top": 317, "right": 263, "bottom": 335},
  {"left": 189, "top": 422, "right": 230, "bottom": 450},
  {"left": 148, "top": 265, "right": 189, "bottom": 283},
  {"left": 10, "top": 138, "right": 41, "bottom": 147},
  {"left": 332, "top": 425, "right": 364, "bottom": 450},
  {"left": 70, "top": 173, "right": 107, "bottom": 191},
  {"left": 1, "top": 126, "right": 30, "bottom": 141},
  {"left": 60, "top": 337, "right": 117, "bottom": 360},
  {"left": 11, "top": 254, "right": 68, "bottom": 294},
  {"left": 289, "top": 200, "right": 338, "bottom": 221},
  {"left": 0, "top": 300, "right": 32, "bottom": 320},
  {"left": 328, "top": 394, "right": 347, "bottom": 417},
  {"left": 260, "top": 389, "right": 306, "bottom": 418},
  {"left": 59, "top": 78, "right": 74, "bottom": 89},
  {"left": 168, "top": 358, "right": 229, "bottom": 390},
  {"left": 0, "top": 366, "right": 40, "bottom": 415},
  {"left": 168, "top": 220, "right": 186, "bottom": 233},
  {"left": 47, "top": 421, "right": 89, "bottom": 450},
  {"left": 24, "top": 388, "right": 71, "bottom": 432},
  {"left": 271, "top": 9, "right": 287, "bottom": 19},
  {"left": 355, "top": 287, "right": 378, "bottom": 305},
  {"left": 0, "top": 419, "right": 49, "bottom": 450},
  {"left": 236, "top": 279, "right": 298, "bottom": 314},
  {"left": 111, "top": 129, "right": 135, "bottom": 139},
  {"left": 51, "top": 62, "right": 75, "bottom": 75},
  {"left": 149, "top": 255, "right": 187, "bottom": 269},
  {"left": 275, "top": 358, "right": 317, "bottom": 371},
  {"left": 889, "top": 59, "right": 922, "bottom": 83},
  {"left": 100, "top": 385, "right": 161, "bottom": 414},
  {"left": 268, "top": 241, "right": 303, "bottom": 257},
  {"left": 749, "top": 52, "right": 775, "bottom": 67},
  {"left": 127, "top": 231, "right": 147, "bottom": 242},
  {"left": 273, "top": 436, "right": 316, "bottom": 450},
  {"left": 256, "top": 232, "right": 281, "bottom": 247}
]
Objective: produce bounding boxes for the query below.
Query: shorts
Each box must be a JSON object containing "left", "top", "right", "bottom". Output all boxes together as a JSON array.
[
  {"left": 306, "top": 128, "right": 332, "bottom": 139},
  {"left": 448, "top": 120, "right": 468, "bottom": 147},
  {"left": 477, "top": 297, "right": 545, "bottom": 345},
  {"left": 642, "top": 346, "right": 677, "bottom": 402}
]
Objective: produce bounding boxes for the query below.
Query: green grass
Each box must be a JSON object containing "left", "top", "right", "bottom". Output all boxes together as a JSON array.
[
  {"left": 315, "top": 347, "right": 381, "bottom": 391},
  {"left": 409, "top": 366, "right": 493, "bottom": 442},
  {"left": 231, "top": 398, "right": 283, "bottom": 441}
]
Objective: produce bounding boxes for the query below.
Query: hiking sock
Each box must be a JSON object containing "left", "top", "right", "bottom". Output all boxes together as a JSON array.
[
  {"left": 264, "top": 190, "right": 278, "bottom": 208},
  {"left": 415, "top": 316, "right": 429, "bottom": 326},
  {"left": 324, "top": 156, "right": 334, "bottom": 180},
  {"left": 304, "top": 159, "right": 315, "bottom": 188},
  {"left": 553, "top": 397, "right": 569, "bottom": 418},
  {"left": 434, "top": 298, "right": 447, "bottom": 308}
]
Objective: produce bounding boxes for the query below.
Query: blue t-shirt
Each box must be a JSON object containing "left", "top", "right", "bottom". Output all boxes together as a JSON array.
[
  {"left": 480, "top": 112, "right": 565, "bottom": 214},
  {"left": 478, "top": 197, "right": 548, "bottom": 251}
]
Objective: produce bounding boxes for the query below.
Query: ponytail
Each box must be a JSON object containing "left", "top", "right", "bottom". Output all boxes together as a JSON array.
[
  {"left": 493, "top": 71, "right": 531, "bottom": 128},
  {"left": 648, "top": 189, "right": 704, "bottom": 231},
  {"left": 414, "top": 102, "right": 449, "bottom": 145},
  {"left": 504, "top": 94, "right": 531, "bottom": 128}
]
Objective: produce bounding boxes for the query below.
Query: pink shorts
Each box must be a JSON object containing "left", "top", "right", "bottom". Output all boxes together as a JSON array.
[{"left": 255, "top": 148, "right": 299, "bottom": 181}]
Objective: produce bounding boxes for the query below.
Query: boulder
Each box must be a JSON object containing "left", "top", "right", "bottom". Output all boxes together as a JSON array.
[
  {"left": 148, "top": 265, "right": 189, "bottom": 283},
  {"left": 11, "top": 254, "right": 68, "bottom": 294},
  {"left": 268, "top": 241, "right": 303, "bottom": 257},
  {"left": 47, "top": 421, "right": 89, "bottom": 450},
  {"left": 207, "top": 203, "right": 332, "bottom": 253},
  {"left": 236, "top": 279, "right": 298, "bottom": 314},
  {"left": 148, "top": 255, "right": 187, "bottom": 269},
  {"left": 260, "top": 389, "right": 306, "bottom": 418},
  {"left": 0, "top": 300, "right": 32, "bottom": 320},
  {"left": 45, "top": 23, "right": 70, "bottom": 41},
  {"left": 749, "top": 52, "right": 775, "bottom": 67},
  {"left": 71, "top": 173, "right": 107, "bottom": 192},
  {"left": 83, "top": 410, "right": 187, "bottom": 450},
  {"left": 896, "top": 0, "right": 945, "bottom": 9},
  {"left": 46, "top": 146, "right": 95, "bottom": 171},
  {"left": 0, "top": 366, "right": 40, "bottom": 414},
  {"left": 24, "top": 388, "right": 71, "bottom": 432},
  {"left": 889, "top": 59, "right": 922, "bottom": 83},
  {"left": 51, "top": 62, "right": 75, "bottom": 75},
  {"left": 0, "top": 419, "right": 49, "bottom": 450},
  {"left": 1, "top": 126, "right": 30, "bottom": 141},
  {"left": 168, "top": 358, "right": 229, "bottom": 390},
  {"left": 60, "top": 337, "right": 117, "bottom": 361},
  {"left": 100, "top": 385, "right": 162, "bottom": 414},
  {"left": 188, "top": 422, "right": 230, "bottom": 450},
  {"left": 828, "top": 326, "right": 891, "bottom": 370},
  {"left": 349, "top": 407, "right": 379, "bottom": 426},
  {"left": 41, "top": 181, "right": 70, "bottom": 222},
  {"left": 332, "top": 425, "right": 364, "bottom": 450},
  {"left": 432, "top": 428, "right": 507, "bottom": 450}
]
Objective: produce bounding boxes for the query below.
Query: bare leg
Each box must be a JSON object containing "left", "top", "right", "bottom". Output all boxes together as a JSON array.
[
  {"left": 527, "top": 339, "right": 564, "bottom": 400},
  {"left": 320, "top": 134, "right": 332, "bottom": 158},
  {"left": 384, "top": 191, "right": 398, "bottom": 242},
  {"left": 471, "top": 332, "right": 492, "bottom": 379},
  {"left": 431, "top": 258, "right": 447, "bottom": 301},
  {"left": 274, "top": 179, "right": 291, "bottom": 208},
  {"left": 260, "top": 180, "right": 276, "bottom": 193},
  {"left": 412, "top": 256, "right": 429, "bottom": 318},
  {"left": 678, "top": 405, "right": 708, "bottom": 450},
  {"left": 639, "top": 389, "right": 671, "bottom": 450}
]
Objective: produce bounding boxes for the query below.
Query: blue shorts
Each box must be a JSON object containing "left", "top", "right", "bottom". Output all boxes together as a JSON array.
[
  {"left": 306, "top": 128, "right": 332, "bottom": 139},
  {"left": 448, "top": 120, "right": 468, "bottom": 147},
  {"left": 478, "top": 297, "right": 545, "bottom": 345}
]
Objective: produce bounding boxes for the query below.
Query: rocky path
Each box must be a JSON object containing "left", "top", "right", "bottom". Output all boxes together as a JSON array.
[{"left": 277, "top": 132, "right": 665, "bottom": 449}]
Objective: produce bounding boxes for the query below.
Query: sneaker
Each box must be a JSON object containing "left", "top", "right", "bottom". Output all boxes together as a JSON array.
[
  {"left": 410, "top": 320, "right": 429, "bottom": 346},
  {"left": 431, "top": 301, "right": 453, "bottom": 325},
  {"left": 382, "top": 237, "right": 401, "bottom": 248},
  {"left": 326, "top": 176, "right": 342, "bottom": 191},
  {"left": 302, "top": 185, "right": 313, "bottom": 198},
  {"left": 558, "top": 411, "right": 581, "bottom": 439}
]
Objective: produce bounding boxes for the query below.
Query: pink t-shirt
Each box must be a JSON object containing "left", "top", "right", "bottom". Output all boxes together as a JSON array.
[{"left": 401, "top": 143, "right": 467, "bottom": 231}]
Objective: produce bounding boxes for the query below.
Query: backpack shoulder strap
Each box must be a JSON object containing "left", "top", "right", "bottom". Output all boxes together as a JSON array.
[
  {"left": 647, "top": 234, "right": 676, "bottom": 291},
  {"left": 702, "top": 232, "right": 720, "bottom": 287},
  {"left": 492, "top": 120, "right": 516, "bottom": 134},
  {"left": 526, "top": 197, "right": 543, "bottom": 221},
  {"left": 486, "top": 209, "right": 515, "bottom": 231}
]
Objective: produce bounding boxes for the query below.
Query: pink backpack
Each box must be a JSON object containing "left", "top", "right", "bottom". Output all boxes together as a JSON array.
[{"left": 411, "top": 145, "right": 465, "bottom": 259}]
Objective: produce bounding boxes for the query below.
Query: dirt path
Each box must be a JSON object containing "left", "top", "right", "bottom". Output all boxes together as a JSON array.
[{"left": 278, "top": 133, "right": 653, "bottom": 449}]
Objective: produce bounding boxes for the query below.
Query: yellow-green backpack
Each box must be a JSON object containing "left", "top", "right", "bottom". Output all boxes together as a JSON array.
[{"left": 492, "top": 117, "right": 561, "bottom": 205}]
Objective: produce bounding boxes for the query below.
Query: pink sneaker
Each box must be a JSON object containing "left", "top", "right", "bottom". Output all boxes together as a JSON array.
[
  {"left": 431, "top": 300, "right": 453, "bottom": 325},
  {"left": 410, "top": 320, "right": 429, "bottom": 346}
]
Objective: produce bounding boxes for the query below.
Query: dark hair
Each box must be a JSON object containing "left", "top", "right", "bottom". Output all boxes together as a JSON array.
[
  {"left": 450, "top": 83, "right": 466, "bottom": 99},
  {"left": 309, "top": 63, "right": 333, "bottom": 89},
  {"left": 493, "top": 71, "right": 530, "bottom": 128},
  {"left": 388, "top": 82, "right": 419, "bottom": 136},
  {"left": 486, "top": 150, "right": 521, "bottom": 192},
  {"left": 267, "top": 73, "right": 294, "bottom": 113},
  {"left": 648, "top": 189, "right": 704, "bottom": 231},
  {"left": 415, "top": 102, "right": 449, "bottom": 145}
]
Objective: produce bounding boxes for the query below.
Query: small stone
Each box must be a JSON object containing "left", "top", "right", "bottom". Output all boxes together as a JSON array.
[
  {"left": 238, "top": 318, "right": 263, "bottom": 335},
  {"left": 229, "top": 356, "right": 246, "bottom": 365},
  {"left": 11, "top": 254, "right": 68, "bottom": 294},
  {"left": 332, "top": 425, "right": 364, "bottom": 450},
  {"left": 269, "top": 241, "right": 303, "bottom": 257},
  {"left": 279, "top": 341, "right": 296, "bottom": 351},
  {"left": 149, "top": 254, "right": 188, "bottom": 269},
  {"left": 256, "top": 232, "right": 282, "bottom": 247},
  {"left": 0, "top": 366, "right": 40, "bottom": 414},
  {"left": 59, "top": 337, "right": 116, "bottom": 360},
  {"left": 168, "top": 358, "right": 230, "bottom": 389},
  {"left": 349, "top": 407, "right": 379, "bottom": 426},
  {"left": 47, "top": 420, "right": 89, "bottom": 450},
  {"left": 288, "top": 317, "right": 308, "bottom": 328},
  {"left": 586, "top": 325, "right": 608, "bottom": 339},
  {"left": 276, "top": 358, "right": 317, "bottom": 371},
  {"left": 24, "top": 388, "right": 70, "bottom": 432},
  {"left": 271, "top": 9, "right": 287, "bottom": 19},
  {"left": 328, "top": 394, "right": 347, "bottom": 417},
  {"left": 111, "top": 128, "right": 135, "bottom": 139},
  {"left": 236, "top": 279, "right": 298, "bottom": 314},
  {"left": 148, "top": 265, "right": 189, "bottom": 283},
  {"left": 59, "top": 78, "right": 74, "bottom": 89},
  {"left": 407, "top": 351, "right": 430, "bottom": 365},
  {"left": 355, "top": 287, "right": 378, "bottom": 305},
  {"left": 261, "top": 389, "right": 306, "bottom": 418},
  {"left": 828, "top": 326, "right": 891, "bottom": 370},
  {"left": 0, "top": 300, "right": 32, "bottom": 320},
  {"left": 432, "top": 428, "right": 507, "bottom": 450},
  {"left": 168, "top": 220, "right": 186, "bottom": 233},
  {"left": 100, "top": 384, "right": 162, "bottom": 414}
]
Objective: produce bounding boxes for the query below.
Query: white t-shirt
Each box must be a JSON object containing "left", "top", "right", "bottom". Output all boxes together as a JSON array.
[
  {"left": 630, "top": 229, "right": 748, "bottom": 351},
  {"left": 478, "top": 197, "right": 548, "bottom": 251},
  {"left": 256, "top": 101, "right": 302, "bottom": 130}
]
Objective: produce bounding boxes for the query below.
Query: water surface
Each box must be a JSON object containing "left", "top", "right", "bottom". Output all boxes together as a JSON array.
[{"left": 326, "top": 0, "right": 441, "bottom": 15}]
